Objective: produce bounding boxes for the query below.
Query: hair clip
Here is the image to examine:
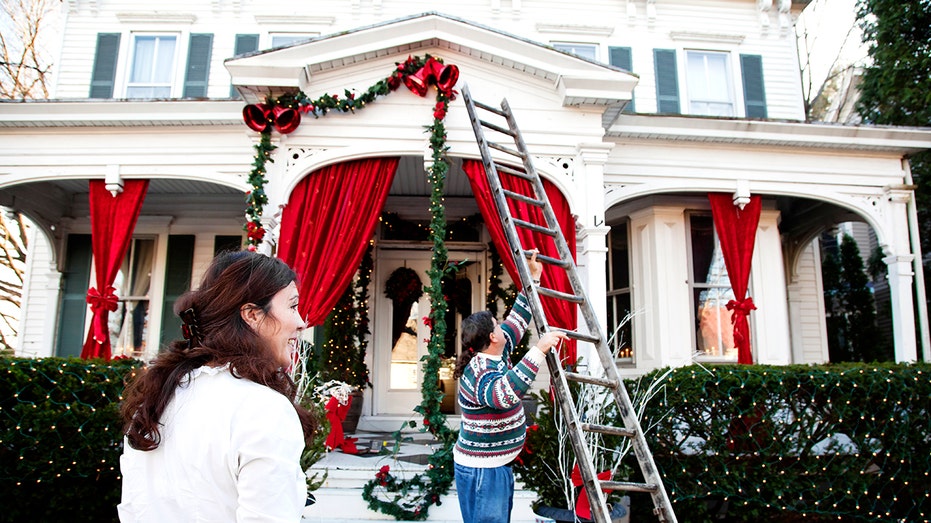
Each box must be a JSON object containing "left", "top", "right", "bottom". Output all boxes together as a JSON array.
[{"left": 180, "top": 307, "right": 199, "bottom": 349}]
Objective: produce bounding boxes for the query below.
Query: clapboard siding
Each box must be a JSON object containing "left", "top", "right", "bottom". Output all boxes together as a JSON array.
[
  {"left": 52, "top": 0, "right": 807, "bottom": 120},
  {"left": 794, "top": 239, "right": 830, "bottom": 363},
  {"left": 17, "top": 226, "right": 55, "bottom": 358}
]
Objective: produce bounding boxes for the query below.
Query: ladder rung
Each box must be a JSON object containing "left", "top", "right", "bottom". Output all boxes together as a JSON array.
[
  {"left": 480, "top": 119, "right": 515, "bottom": 137},
  {"left": 495, "top": 164, "right": 533, "bottom": 181},
  {"left": 513, "top": 217, "right": 556, "bottom": 236},
  {"left": 536, "top": 286, "right": 584, "bottom": 304},
  {"left": 473, "top": 99, "right": 507, "bottom": 117},
  {"left": 580, "top": 423, "right": 636, "bottom": 438},
  {"left": 601, "top": 481, "right": 659, "bottom": 494},
  {"left": 520, "top": 250, "right": 571, "bottom": 269},
  {"left": 502, "top": 188, "right": 543, "bottom": 207},
  {"left": 552, "top": 327, "right": 599, "bottom": 344},
  {"left": 488, "top": 141, "right": 525, "bottom": 158},
  {"left": 565, "top": 371, "right": 618, "bottom": 389}
]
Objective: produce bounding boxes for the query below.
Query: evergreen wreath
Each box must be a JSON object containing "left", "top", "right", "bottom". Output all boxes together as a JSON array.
[
  {"left": 384, "top": 266, "right": 424, "bottom": 305},
  {"left": 241, "top": 54, "right": 459, "bottom": 519}
]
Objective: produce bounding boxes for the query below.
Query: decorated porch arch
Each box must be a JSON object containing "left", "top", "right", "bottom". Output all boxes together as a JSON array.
[{"left": 239, "top": 55, "right": 462, "bottom": 520}]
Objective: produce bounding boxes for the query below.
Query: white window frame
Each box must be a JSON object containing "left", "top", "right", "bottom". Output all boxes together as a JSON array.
[
  {"left": 269, "top": 33, "right": 315, "bottom": 48},
  {"left": 123, "top": 32, "right": 181, "bottom": 99},
  {"left": 551, "top": 42, "right": 599, "bottom": 61},
  {"left": 606, "top": 221, "right": 634, "bottom": 364},
  {"left": 686, "top": 212, "right": 746, "bottom": 362},
  {"left": 683, "top": 49, "right": 736, "bottom": 117}
]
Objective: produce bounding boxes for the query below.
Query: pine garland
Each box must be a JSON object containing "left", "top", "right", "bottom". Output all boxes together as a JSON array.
[{"left": 240, "top": 54, "right": 460, "bottom": 520}]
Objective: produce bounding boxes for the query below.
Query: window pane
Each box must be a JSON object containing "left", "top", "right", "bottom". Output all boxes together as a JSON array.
[
  {"left": 128, "top": 35, "right": 176, "bottom": 99},
  {"left": 607, "top": 293, "right": 632, "bottom": 359},
  {"left": 694, "top": 287, "right": 737, "bottom": 358},
  {"left": 390, "top": 301, "right": 420, "bottom": 390},
  {"left": 609, "top": 225, "right": 630, "bottom": 290},
  {"left": 553, "top": 43, "right": 597, "bottom": 61},
  {"left": 686, "top": 51, "right": 734, "bottom": 116},
  {"left": 690, "top": 214, "right": 715, "bottom": 283},
  {"left": 112, "top": 238, "right": 155, "bottom": 358}
]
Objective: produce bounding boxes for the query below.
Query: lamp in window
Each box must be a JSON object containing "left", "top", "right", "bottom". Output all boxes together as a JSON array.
[
  {"left": 733, "top": 180, "right": 751, "bottom": 210},
  {"left": 105, "top": 165, "right": 123, "bottom": 197}
]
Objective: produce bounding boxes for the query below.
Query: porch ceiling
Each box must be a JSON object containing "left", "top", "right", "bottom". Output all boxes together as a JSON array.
[{"left": 225, "top": 12, "right": 637, "bottom": 108}]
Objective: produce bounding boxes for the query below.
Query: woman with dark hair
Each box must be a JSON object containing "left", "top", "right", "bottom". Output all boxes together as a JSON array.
[
  {"left": 118, "top": 250, "right": 316, "bottom": 522},
  {"left": 453, "top": 250, "right": 568, "bottom": 523}
]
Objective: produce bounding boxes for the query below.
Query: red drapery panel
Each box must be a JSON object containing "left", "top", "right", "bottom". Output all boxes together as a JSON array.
[
  {"left": 462, "top": 159, "right": 578, "bottom": 365},
  {"left": 708, "top": 193, "right": 762, "bottom": 364},
  {"left": 81, "top": 180, "right": 149, "bottom": 360},
  {"left": 278, "top": 157, "right": 399, "bottom": 326}
]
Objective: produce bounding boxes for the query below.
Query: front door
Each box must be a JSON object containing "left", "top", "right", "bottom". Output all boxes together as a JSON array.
[{"left": 372, "top": 248, "right": 484, "bottom": 417}]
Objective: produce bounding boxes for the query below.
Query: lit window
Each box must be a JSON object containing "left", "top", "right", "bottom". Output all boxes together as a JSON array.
[
  {"left": 606, "top": 223, "right": 633, "bottom": 361},
  {"left": 685, "top": 50, "right": 734, "bottom": 116},
  {"left": 688, "top": 214, "right": 740, "bottom": 360},
  {"left": 127, "top": 35, "right": 177, "bottom": 99},
  {"left": 109, "top": 238, "right": 156, "bottom": 358},
  {"left": 552, "top": 43, "right": 598, "bottom": 61}
]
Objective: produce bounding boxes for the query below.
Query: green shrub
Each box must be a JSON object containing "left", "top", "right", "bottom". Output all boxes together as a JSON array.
[
  {"left": 516, "top": 363, "right": 931, "bottom": 523},
  {"left": 0, "top": 357, "right": 141, "bottom": 523}
]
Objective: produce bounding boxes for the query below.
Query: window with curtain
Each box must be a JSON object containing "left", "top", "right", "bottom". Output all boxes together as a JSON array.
[
  {"left": 688, "top": 214, "right": 740, "bottom": 360},
  {"left": 270, "top": 33, "right": 314, "bottom": 47},
  {"left": 127, "top": 34, "right": 177, "bottom": 98},
  {"left": 552, "top": 42, "right": 598, "bottom": 61},
  {"left": 606, "top": 222, "right": 633, "bottom": 362},
  {"left": 109, "top": 238, "right": 155, "bottom": 358},
  {"left": 685, "top": 50, "right": 734, "bottom": 117}
]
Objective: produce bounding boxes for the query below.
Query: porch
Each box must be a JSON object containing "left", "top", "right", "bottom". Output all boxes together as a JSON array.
[{"left": 301, "top": 430, "right": 540, "bottom": 522}]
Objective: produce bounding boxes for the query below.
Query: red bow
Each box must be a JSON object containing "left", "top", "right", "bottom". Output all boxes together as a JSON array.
[
  {"left": 726, "top": 296, "right": 757, "bottom": 322},
  {"left": 571, "top": 464, "right": 612, "bottom": 520},
  {"left": 86, "top": 286, "right": 118, "bottom": 344}
]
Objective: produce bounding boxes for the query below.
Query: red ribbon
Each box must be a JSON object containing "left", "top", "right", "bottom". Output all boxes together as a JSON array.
[
  {"left": 570, "top": 464, "right": 612, "bottom": 520},
  {"left": 86, "top": 286, "right": 118, "bottom": 344},
  {"left": 726, "top": 296, "right": 757, "bottom": 322}
]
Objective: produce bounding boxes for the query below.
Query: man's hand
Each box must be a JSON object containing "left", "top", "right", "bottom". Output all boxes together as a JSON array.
[{"left": 536, "top": 331, "right": 569, "bottom": 354}]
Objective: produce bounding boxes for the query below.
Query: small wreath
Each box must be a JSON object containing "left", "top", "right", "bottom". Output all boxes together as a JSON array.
[{"left": 384, "top": 266, "right": 424, "bottom": 304}]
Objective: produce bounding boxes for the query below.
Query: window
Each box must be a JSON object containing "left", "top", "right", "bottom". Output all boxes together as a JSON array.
[
  {"left": 127, "top": 35, "right": 178, "bottom": 98},
  {"left": 552, "top": 43, "right": 598, "bottom": 61},
  {"left": 270, "top": 33, "right": 313, "bottom": 47},
  {"left": 688, "top": 214, "right": 739, "bottom": 360},
  {"left": 685, "top": 50, "right": 734, "bottom": 116},
  {"left": 606, "top": 222, "right": 633, "bottom": 361},
  {"left": 110, "top": 238, "right": 156, "bottom": 358}
]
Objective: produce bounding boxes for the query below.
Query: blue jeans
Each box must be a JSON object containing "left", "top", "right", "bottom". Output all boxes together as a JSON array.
[{"left": 455, "top": 462, "right": 514, "bottom": 523}]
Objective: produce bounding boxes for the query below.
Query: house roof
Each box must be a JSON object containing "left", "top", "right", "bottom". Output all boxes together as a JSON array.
[{"left": 224, "top": 11, "right": 638, "bottom": 109}]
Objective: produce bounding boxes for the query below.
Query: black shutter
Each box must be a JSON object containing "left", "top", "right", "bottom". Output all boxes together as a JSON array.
[
  {"left": 89, "top": 33, "right": 121, "bottom": 98},
  {"left": 740, "top": 54, "right": 768, "bottom": 118},
  {"left": 183, "top": 33, "right": 213, "bottom": 98},
  {"left": 653, "top": 49, "right": 680, "bottom": 115},
  {"left": 159, "top": 235, "right": 196, "bottom": 350},
  {"left": 609, "top": 46, "right": 635, "bottom": 113},
  {"left": 56, "top": 234, "right": 92, "bottom": 356},
  {"left": 230, "top": 34, "right": 259, "bottom": 98}
]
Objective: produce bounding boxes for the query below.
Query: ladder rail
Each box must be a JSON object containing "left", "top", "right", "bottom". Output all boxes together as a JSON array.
[{"left": 462, "top": 83, "right": 677, "bottom": 523}]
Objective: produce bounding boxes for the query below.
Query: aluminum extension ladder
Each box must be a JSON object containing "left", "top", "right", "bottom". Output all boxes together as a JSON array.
[{"left": 461, "top": 84, "right": 678, "bottom": 523}]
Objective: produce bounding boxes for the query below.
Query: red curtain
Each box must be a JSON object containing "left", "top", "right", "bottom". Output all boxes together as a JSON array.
[
  {"left": 278, "top": 157, "right": 399, "bottom": 326},
  {"left": 462, "top": 159, "right": 578, "bottom": 365},
  {"left": 708, "top": 193, "right": 762, "bottom": 365},
  {"left": 81, "top": 180, "right": 149, "bottom": 360}
]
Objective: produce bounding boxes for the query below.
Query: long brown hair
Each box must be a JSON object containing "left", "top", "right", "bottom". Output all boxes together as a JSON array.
[{"left": 120, "top": 250, "right": 317, "bottom": 451}]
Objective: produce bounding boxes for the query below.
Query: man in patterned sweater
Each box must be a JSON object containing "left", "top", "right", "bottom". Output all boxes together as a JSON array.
[{"left": 453, "top": 250, "right": 568, "bottom": 522}]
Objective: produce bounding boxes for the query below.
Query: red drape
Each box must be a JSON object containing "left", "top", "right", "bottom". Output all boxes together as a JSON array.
[
  {"left": 462, "top": 159, "right": 578, "bottom": 365},
  {"left": 81, "top": 180, "right": 149, "bottom": 360},
  {"left": 708, "top": 193, "right": 762, "bottom": 365},
  {"left": 278, "top": 157, "right": 399, "bottom": 326}
]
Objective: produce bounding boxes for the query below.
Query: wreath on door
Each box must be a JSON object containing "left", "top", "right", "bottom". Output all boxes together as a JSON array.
[{"left": 384, "top": 266, "right": 424, "bottom": 305}]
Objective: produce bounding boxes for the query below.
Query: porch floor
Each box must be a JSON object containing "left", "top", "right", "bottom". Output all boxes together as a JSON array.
[{"left": 301, "top": 430, "right": 542, "bottom": 522}]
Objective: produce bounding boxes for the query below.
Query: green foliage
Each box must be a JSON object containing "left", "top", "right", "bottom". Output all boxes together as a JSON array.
[
  {"left": 516, "top": 364, "right": 930, "bottom": 522},
  {"left": 638, "top": 363, "right": 931, "bottom": 522},
  {"left": 0, "top": 357, "right": 142, "bottom": 523},
  {"left": 315, "top": 246, "right": 373, "bottom": 388},
  {"left": 821, "top": 234, "right": 890, "bottom": 362}
]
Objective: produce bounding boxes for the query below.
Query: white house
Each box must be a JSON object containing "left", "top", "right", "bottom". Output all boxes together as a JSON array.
[{"left": 2, "top": 0, "right": 930, "bottom": 432}]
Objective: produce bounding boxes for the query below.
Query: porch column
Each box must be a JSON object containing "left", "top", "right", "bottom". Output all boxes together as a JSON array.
[
  {"left": 883, "top": 187, "right": 919, "bottom": 362},
  {"left": 575, "top": 143, "right": 613, "bottom": 376}
]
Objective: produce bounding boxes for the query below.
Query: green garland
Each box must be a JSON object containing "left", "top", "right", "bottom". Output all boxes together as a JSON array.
[{"left": 240, "top": 54, "right": 459, "bottom": 519}]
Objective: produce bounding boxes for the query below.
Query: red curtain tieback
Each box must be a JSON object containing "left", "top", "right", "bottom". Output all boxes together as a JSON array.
[
  {"left": 726, "top": 296, "right": 757, "bottom": 320},
  {"left": 86, "top": 286, "right": 118, "bottom": 344}
]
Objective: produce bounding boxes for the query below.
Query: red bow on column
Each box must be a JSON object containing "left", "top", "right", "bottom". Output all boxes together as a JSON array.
[{"left": 86, "top": 286, "right": 118, "bottom": 344}]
